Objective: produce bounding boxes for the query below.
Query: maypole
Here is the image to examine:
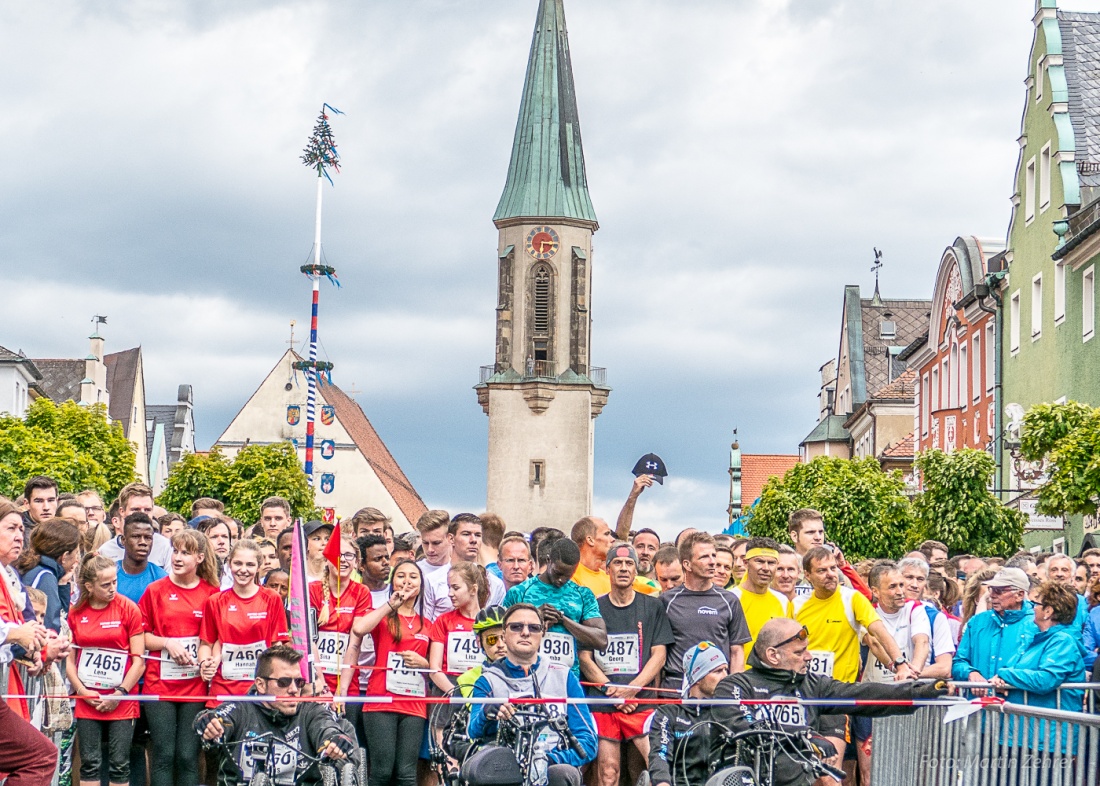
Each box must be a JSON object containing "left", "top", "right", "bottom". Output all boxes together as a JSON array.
[{"left": 294, "top": 104, "right": 342, "bottom": 487}]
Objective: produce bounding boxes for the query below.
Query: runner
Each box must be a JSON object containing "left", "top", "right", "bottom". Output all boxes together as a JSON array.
[
  {"left": 731, "top": 537, "right": 793, "bottom": 659},
  {"left": 653, "top": 546, "right": 683, "bottom": 593},
  {"left": 428, "top": 562, "right": 489, "bottom": 695},
  {"left": 497, "top": 534, "right": 533, "bottom": 592},
  {"left": 344, "top": 533, "right": 391, "bottom": 748},
  {"left": 897, "top": 556, "right": 955, "bottom": 677},
  {"left": 503, "top": 538, "right": 608, "bottom": 680},
  {"left": 772, "top": 545, "right": 802, "bottom": 602},
  {"left": 631, "top": 529, "right": 662, "bottom": 581},
  {"left": 660, "top": 532, "right": 750, "bottom": 689},
  {"left": 578, "top": 544, "right": 674, "bottom": 786},
  {"left": 786, "top": 509, "right": 871, "bottom": 601},
  {"left": 358, "top": 559, "right": 431, "bottom": 786},
  {"left": 308, "top": 530, "right": 372, "bottom": 696},
  {"left": 66, "top": 554, "right": 145, "bottom": 786},
  {"left": 140, "top": 530, "right": 220, "bottom": 786},
  {"left": 197, "top": 539, "right": 289, "bottom": 706},
  {"left": 571, "top": 517, "right": 659, "bottom": 597}
]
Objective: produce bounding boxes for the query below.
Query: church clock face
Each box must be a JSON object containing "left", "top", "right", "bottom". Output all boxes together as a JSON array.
[{"left": 526, "top": 226, "right": 560, "bottom": 260}]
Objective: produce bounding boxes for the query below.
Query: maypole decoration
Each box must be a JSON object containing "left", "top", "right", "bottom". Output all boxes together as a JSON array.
[{"left": 293, "top": 104, "right": 343, "bottom": 487}]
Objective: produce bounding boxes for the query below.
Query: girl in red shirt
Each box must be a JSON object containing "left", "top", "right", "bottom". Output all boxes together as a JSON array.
[
  {"left": 140, "top": 530, "right": 220, "bottom": 786},
  {"left": 428, "top": 561, "right": 489, "bottom": 692},
  {"left": 308, "top": 531, "right": 372, "bottom": 697},
  {"left": 359, "top": 559, "right": 429, "bottom": 786},
  {"left": 198, "top": 539, "right": 288, "bottom": 706},
  {"left": 66, "top": 554, "right": 145, "bottom": 786}
]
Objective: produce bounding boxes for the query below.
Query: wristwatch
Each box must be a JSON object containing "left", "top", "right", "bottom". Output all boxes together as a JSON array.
[
  {"left": 892, "top": 657, "right": 907, "bottom": 670},
  {"left": 115, "top": 685, "right": 130, "bottom": 695}
]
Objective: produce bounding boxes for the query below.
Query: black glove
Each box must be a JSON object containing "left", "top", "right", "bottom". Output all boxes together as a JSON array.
[
  {"left": 913, "top": 680, "right": 949, "bottom": 699},
  {"left": 327, "top": 733, "right": 357, "bottom": 758},
  {"left": 808, "top": 735, "right": 837, "bottom": 760},
  {"left": 193, "top": 709, "right": 218, "bottom": 737}
]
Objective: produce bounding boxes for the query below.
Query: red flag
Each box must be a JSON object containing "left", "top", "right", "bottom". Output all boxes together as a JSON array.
[{"left": 322, "top": 520, "right": 342, "bottom": 569}]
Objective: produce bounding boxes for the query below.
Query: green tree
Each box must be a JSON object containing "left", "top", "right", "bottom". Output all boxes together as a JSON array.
[
  {"left": 1020, "top": 400, "right": 1100, "bottom": 516},
  {"left": 0, "top": 398, "right": 137, "bottom": 501},
  {"left": 910, "top": 449, "right": 1025, "bottom": 557},
  {"left": 157, "top": 442, "right": 317, "bottom": 525},
  {"left": 744, "top": 456, "right": 914, "bottom": 561}
]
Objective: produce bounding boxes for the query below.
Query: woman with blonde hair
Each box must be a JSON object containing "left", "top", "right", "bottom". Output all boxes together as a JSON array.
[
  {"left": 140, "top": 530, "right": 220, "bottom": 786},
  {"left": 961, "top": 567, "right": 1001, "bottom": 627},
  {"left": 66, "top": 553, "right": 145, "bottom": 786}
]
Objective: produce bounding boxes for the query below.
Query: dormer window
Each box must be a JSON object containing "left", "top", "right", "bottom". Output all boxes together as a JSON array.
[{"left": 880, "top": 320, "right": 896, "bottom": 339}]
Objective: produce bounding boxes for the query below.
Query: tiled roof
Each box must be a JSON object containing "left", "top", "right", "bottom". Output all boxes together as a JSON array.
[
  {"left": 871, "top": 368, "right": 917, "bottom": 401},
  {"left": 0, "top": 345, "right": 41, "bottom": 380},
  {"left": 146, "top": 405, "right": 177, "bottom": 465},
  {"left": 800, "top": 414, "right": 850, "bottom": 445},
  {"left": 858, "top": 298, "right": 930, "bottom": 398},
  {"left": 740, "top": 454, "right": 800, "bottom": 507},
  {"left": 880, "top": 431, "right": 915, "bottom": 460},
  {"left": 105, "top": 348, "right": 141, "bottom": 438},
  {"left": 32, "top": 359, "right": 84, "bottom": 404},
  {"left": 321, "top": 381, "right": 428, "bottom": 525},
  {"left": 1060, "top": 11, "right": 1100, "bottom": 188}
]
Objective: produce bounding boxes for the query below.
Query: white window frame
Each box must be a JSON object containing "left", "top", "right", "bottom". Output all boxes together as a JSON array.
[
  {"left": 1053, "top": 537, "right": 1066, "bottom": 555},
  {"left": 1032, "top": 274, "right": 1043, "bottom": 339},
  {"left": 1010, "top": 290, "right": 1021, "bottom": 353},
  {"left": 959, "top": 342, "right": 968, "bottom": 409},
  {"left": 941, "top": 359, "right": 950, "bottom": 409},
  {"left": 922, "top": 373, "right": 930, "bottom": 435},
  {"left": 1054, "top": 260, "right": 1066, "bottom": 325},
  {"left": 971, "top": 334, "right": 981, "bottom": 402},
  {"left": 1025, "top": 157, "right": 1037, "bottom": 223},
  {"left": 985, "top": 322, "right": 995, "bottom": 390},
  {"left": 931, "top": 366, "right": 940, "bottom": 412},
  {"left": 1085, "top": 265, "right": 1096, "bottom": 342},
  {"left": 1040, "top": 144, "right": 1051, "bottom": 212}
]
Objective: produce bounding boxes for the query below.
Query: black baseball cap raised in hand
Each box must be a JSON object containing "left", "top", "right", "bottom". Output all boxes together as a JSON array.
[{"left": 632, "top": 453, "right": 668, "bottom": 484}]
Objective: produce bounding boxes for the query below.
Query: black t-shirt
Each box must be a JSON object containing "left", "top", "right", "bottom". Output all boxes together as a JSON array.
[{"left": 583, "top": 592, "right": 675, "bottom": 712}]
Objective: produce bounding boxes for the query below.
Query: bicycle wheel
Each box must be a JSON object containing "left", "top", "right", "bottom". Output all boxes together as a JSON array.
[
  {"left": 319, "top": 763, "right": 338, "bottom": 786},
  {"left": 356, "top": 748, "right": 367, "bottom": 786},
  {"left": 250, "top": 772, "right": 272, "bottom": 786}
]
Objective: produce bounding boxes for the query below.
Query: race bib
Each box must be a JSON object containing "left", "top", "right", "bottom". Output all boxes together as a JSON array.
[
  {"left": 794, "top": 583, "right": 813, "bottom": 600},
  {"left": 160, "top": 636, "right": 200, "bottom": 681},
  {"left": 807, "top": 650, "right": 835, "bottom": 678},
  {"left": 385, "top": 651, "right": 426, "bottom": 697},
  {"left": 540, "top": 632, "right": 575, "bottom": 668},
  {"left": 77, "top": 648, "right": 126, "bottom": 690},
  {"left": 221, "top": 641, "right": 266, "bottom": 681},
  {"left": 446, "top": 631, "right": 482, "bottom": 673},
  {"left": 760, "top": 696, "right": 807, "bottom": 727},
  {"left": 240, "top": 739, "right": 297, "bottom": 786},
  {"left": 317, "top": 631, "right": 350, "bottom": 676},
  {"left": 594, "top": 633, "right": 640, "bottom": 676}
]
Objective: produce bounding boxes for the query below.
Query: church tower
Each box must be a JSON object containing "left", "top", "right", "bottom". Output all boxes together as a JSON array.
[{"left": 476, "top": 0, "right": 610, "bottom": 531}]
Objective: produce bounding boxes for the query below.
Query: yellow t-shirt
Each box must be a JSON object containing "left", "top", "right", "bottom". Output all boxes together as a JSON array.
[
  {"left": 732, "top": 585, "right": 793, "bottom": 658},
  {"left": 795, "top": 587, "right": 879, "bottom": 683},
  {"left": 572, "top": 563, "right": 661, "bottom": 598}
]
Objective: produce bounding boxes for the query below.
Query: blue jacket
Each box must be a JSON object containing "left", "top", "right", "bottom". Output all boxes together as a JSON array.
[
  {"left": 468, "top": 656, "right": 597, "bottom": 768},
  {"left": 1083, "top": 604, "right": 1100, "bottom": 672},
  {"left": 951, "top": 603, "right": 1037, "bottom": 682},
  {"left": 996, "top": 623, "right": 1086, "bottom": 752},
  {"left": 20, "top": 556, "right": 69, "bottom": 633}
]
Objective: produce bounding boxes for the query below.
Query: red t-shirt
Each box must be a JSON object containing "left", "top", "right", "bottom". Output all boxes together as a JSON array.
[
  {"left": 69, "top": 595, "right": 144, "bottom": 721},
  {"left": 139, "top": 577, "right": 220, "bottom": 698},
  {"left": 365, "top": 614, "right": 430, "bottom": 718},
  {"left": 429, "top": 610, "right": 482, "bottom": 677},
  {"left": 199, "top": 586, "right": 289, "bottom": 704},
  {"left": 308, "top": 580, "right": 372, "bottom": 694}
]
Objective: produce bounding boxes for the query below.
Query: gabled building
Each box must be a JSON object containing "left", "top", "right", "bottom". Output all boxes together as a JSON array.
[
  {"left": 845, "top": 368, "right": 918, "bottom": 475},
  {"left": 999, "top": 2, "right": 1100, "bottom": 551},
  {"left": 216, "top": 350, "right": 427, "bottom": 531},
  {"left": 800, "top": 285, "right": 930, "bottom": 462},
  {"left": 900, "top": 236, "right": 1004, "bottom": 459},
  {"left": 146, "top": 385, "right": 196, "bottom": 494},
  {"left": 0, "top": 346, "right": 42, "bottom": 418}
]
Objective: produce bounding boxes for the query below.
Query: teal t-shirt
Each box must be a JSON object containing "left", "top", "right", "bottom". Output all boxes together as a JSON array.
[{"left": 503, "top": 575, "right": 601, "bottom": 677}]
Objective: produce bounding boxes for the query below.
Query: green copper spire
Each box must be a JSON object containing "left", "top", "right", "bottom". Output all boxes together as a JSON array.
[{"left": 494, "top": 0, "right": 598, "bottom": 228}]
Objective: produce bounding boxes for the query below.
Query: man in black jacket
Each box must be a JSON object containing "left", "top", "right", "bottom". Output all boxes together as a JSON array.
[
  {"left": 195, "top": 644, "right": 356, "bottom": 786},
  {"left": 711, "top": 618, "right": 948, "bottom": 786}
]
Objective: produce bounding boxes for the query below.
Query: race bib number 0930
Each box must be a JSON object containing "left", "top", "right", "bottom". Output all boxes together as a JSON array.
[{"left": 540, "top": 632, "right": 575, "bottom": 669}]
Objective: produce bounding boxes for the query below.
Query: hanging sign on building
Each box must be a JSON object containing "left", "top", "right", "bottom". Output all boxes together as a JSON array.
[
  {"left": 320, "top": 440, "right": 336, "bottom": 460},
  {"left": 287, "top": 405, "right": 301, "bottom": 426},
  {"left": 320, "top": 405, "right": 335, "bottom": 426}
]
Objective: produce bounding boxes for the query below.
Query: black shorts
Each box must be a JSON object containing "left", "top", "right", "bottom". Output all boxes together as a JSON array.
[{"left": 817, "top": 712, "right": 848, "bottom": 741}]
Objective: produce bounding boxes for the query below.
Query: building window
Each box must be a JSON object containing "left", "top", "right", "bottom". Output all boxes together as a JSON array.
[
  {"left": 931, "top": 366, "right": 939, "bottom": 412},
  {"left": 921, "top": 373, "right": 930, "bottom": 435},
  {"left": 985, "top": 322, "right": 995, "bottom": 388},
  {"left": 1040, "top": 144, "right": 1051, "bottom": 212},
  {"left": 1032, "top": 274, "right": 1043, "bottom": 338},
  {"left": 533, "top": 266, "right": 551, "bottom": 334},
  {"left": 959, "top": 343, "right": 968, "bottom": 408},
  {"left": 1036, "top": 58, "right": 1043, "bottom": 101},
  {"left": 1010, "top": 290, "right": 1021, "bottom": 352},
  {"left": 1054, "top": 260, "right": 1066, "bottom": 324},
  {"left": 1085, "top": 265, "right": 1096, "bottom": 341},
  {"left": 971, "top": 334, "right": 981, "bottom": 402},
  {"left": 530, "top": 460, "right": 545, "bottom": 487},
  {"left": 948, "top": 343, "right": 959, "bottom": 408},
  {"left": 1025, "top": 157, "right": 1036, "bottom": 223},
  {"left": 941, "top": 359, "right": 950, "bottom": 409},
  {"left": 879, "top": 320, "right": 896, "bottom": 339}
]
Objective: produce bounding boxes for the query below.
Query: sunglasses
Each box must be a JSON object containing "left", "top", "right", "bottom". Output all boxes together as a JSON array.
[
  {"left": 774, "top": 625, "right": 809, "bottom": 649},
  {"left": 506, "top": 622, "right": 545, "bottom": 634},
  {"left": 260, "top": 676, "right": 308, "bottom": 690},
  {"left": 483, "top": 633, "right": 503, "bottom": 647}
]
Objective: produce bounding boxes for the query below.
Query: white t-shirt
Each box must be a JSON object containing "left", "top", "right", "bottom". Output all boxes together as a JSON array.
[
  {"left": 923, "top": 600, "right": 958, "bottom": 657},
  {"left": 421, "top": 561, "right": 506, "bottom": 621},
  {"left": 863, "top": 601, "right": 930, "bottom": 683}
]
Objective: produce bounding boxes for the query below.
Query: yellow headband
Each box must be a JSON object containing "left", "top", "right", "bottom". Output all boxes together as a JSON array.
[{"left": 746, "top": 547, "right": 779, "bottom": 561}]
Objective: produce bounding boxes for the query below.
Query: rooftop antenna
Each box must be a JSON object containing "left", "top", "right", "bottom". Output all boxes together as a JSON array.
[{"left": 871, "top": 248, "right": 884, "bottom": 305}]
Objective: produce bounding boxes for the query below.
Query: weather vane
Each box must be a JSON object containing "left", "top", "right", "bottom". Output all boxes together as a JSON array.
[{"left": 872, "top": 248, "right": 883, "bottom": 284}]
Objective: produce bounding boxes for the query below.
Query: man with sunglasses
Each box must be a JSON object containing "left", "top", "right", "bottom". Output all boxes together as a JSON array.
[
  {"left": 196, "top": 644, "right": 357, "bottom": 786},
  {"left": 711, "top": 619, "right": 948, "bottom": 786},
  {"left": 951, "top": 567, "right": 1038, "bottom": 694},
  {"left": 468, "top": 604, "right": 598, "bottom": 786}
]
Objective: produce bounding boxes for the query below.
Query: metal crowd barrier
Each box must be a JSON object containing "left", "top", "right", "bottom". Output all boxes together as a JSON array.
[{"left": 871, "top": 684, "right": 1100, "bottom": 786}]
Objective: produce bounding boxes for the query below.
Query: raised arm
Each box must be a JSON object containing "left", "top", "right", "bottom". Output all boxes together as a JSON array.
[{"left": 615, "top": 476, "right": 653, "bottom": 540}]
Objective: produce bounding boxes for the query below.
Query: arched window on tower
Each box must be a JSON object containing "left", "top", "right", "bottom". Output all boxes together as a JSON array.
[
  {"left": 533, "top": 266, "right": 551, "bottom": 334},
  {"left": 529, "top": 264, "right": 554, "bottom": 376}
]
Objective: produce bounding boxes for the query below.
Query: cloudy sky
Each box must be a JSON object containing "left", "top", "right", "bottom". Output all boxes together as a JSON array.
[{"left": 0, "top": 0, "right": 1087, "bottom": 538}]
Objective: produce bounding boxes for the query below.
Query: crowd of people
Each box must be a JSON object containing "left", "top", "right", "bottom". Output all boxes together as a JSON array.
[{"left": 0, "top": 473, "right": 1097, "bottom": 786}]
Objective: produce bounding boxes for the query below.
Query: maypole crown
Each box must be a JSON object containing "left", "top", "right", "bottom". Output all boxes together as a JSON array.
[{"left": 301, "top": 104, "right": 344, "bottom": 184}]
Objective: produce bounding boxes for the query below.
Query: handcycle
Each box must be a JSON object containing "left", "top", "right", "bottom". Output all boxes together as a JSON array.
[
  {"left": 205, "top": 728, "right": 366, "bottom": 786},
  {"left": 457, "top": 706, "right": 591, "bottom": 786}
]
